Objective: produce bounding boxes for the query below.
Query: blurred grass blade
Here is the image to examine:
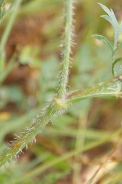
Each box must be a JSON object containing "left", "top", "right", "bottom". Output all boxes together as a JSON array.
[
  {"left": 11, "top": 128, "right": 122, "bottom": 183},
  {"left": 0, "top": 2, "right": 14, "bottom": 24},
  {"left": 0, "top": 0, "right": 22, "bottom": 74},
  {"left": 0, "top": 0, "right": 4, "bottom": 6}
]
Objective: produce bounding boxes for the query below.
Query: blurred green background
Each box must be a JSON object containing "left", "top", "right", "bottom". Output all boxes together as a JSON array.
[{"left": 0, "top": 0, "right": 122, "bottom": 183}]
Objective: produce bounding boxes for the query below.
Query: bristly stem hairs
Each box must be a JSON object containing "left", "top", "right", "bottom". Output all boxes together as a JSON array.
[
  {"left": 58, "top": 0, "right": 75, "bottom": 99},
  {"left": 0, "top": 2, "right": 122, "bottom": 170}
]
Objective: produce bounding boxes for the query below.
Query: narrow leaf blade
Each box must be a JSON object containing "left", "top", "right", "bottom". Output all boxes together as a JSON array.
[
  {"left": 101, "top": 15, "right": 113, "bottom": 25},
  {"left": 120, "top": 21, "right": 122, "bottom": 32},
  {"left": 92, "top": 34, "right": 113, "bottom": 51},
  {"left": 112, "top": 57, "right": 122, "bottom": 76},
  {"left": 98, "top": 3, "right": 111, "bottom": 16}
]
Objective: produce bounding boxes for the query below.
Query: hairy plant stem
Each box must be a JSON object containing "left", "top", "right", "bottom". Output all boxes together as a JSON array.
[
  {"left": 58, "top": 0, "right": 74, "bottom": 98},
  {"left": 0, "top": 0, "right": 75, "bottom": 169},
  {"left": 66, "top": 76, "right": 122, "bottom": 105},
  {"left": 0, "top": 76, "right": 122, "bottom": 168},
  {"left": 0, "top": 103, "right": 56, "bottom": 168},
  {"left": 1, "top": 1, "right": 122, "bottom": 170}
]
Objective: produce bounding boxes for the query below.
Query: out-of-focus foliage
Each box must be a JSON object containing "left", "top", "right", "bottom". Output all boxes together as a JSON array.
[{"left": 0, "top": 0, "right": 122, "bottom": 184}]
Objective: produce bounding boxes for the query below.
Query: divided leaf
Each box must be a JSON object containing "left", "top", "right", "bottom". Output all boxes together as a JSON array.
[
  {"left": 93, "top": 3, "right": 122, "bottom": 76},
  {"left": 99, "top": 3, "right": 121, "bottom": 48}
]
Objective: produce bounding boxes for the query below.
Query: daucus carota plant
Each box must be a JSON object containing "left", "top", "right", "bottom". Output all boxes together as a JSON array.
[
  {"left": 0, "top": 1, "right": 122, "bottom": 170},
  {"left": 92, "top": 3, "right": 122, "bottom": 77}
]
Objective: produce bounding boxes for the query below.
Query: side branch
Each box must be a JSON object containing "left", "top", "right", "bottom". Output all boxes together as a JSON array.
[
  {"left": 66, "top": 76, "right": 122, "bottom": 105},
  {"left": 0, "top": 76, "right": 121, "bottom": 169}
]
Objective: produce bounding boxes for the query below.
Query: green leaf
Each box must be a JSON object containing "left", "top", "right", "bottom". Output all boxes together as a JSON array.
[
  {"left": 99, "top": 3, "right": 120, "bottom": 48},
  {"left": 101, "top": 15, "right": 113, "bottom": 25},
  {"left": 92, "top": 34, "right": 113, "bottom": 51},
  {"left": 110, "top": 9, "right": 118, "bottom": 28},
  {"left": 112, "top": 57, "right": 122, "bottom": 76},
  {"left": 120, "top": 21, "right": 122, "bottom": 32},
  {"left": 117, "top": 42, "right": 122, "bottom": 50},
  {"left": 98, "top": 3, "right": 111, "bottom": 16},
  {"left": 99, "top": 3, "right": 118, "bottom": 29},
  {"left": 0, "top": 0, "right": 4, "bottom": 6}
]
